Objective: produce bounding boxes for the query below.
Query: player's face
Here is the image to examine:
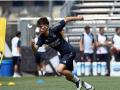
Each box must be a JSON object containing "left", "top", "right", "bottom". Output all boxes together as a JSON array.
[
  {"left": 100, "top": 28, "right": 104, "bottom": 35},
  {"left": 85, "top": 28, "right": 90, "bottom": 34},
  {"left": 39, "top": 24, "right": 48, "bottom": 34},
  {"left": 18, "top": 34, "right": 21, "bottom": 38}
]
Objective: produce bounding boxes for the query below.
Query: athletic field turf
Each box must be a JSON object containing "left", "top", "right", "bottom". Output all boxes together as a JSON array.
[{"left": 0, "top": 76, "right": 120, "bottom": 90}]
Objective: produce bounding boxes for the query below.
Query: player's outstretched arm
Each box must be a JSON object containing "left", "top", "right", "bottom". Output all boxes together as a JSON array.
[{"left": 64, "top": 15, "right": 84, "bottom": 23}]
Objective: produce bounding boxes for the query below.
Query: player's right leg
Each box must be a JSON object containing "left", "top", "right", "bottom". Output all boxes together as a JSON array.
[
  {"left": 40, "top": 61, "right": 46, "bottom": 76},
  {"left": 37, "top": 64, "right": 42, "bottom": 76},
  {"left": 40, "top": 52, "right": 47, "bottom": 76},
  {"left": 35, "top": 52, "right": 42, "bottom": 76}
]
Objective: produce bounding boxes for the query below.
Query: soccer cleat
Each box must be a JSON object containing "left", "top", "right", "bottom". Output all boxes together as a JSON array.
[
  {"left": 42, "top": 71, "right": 46, "bottom": 76},
  {"left": 38, "top": 71, "right": 42, "bottom": 76},
  {"left": 13, "top": 73, "right": 21, "bottom": 78},
  {"left": 86, "top": 86, "right": 95, "bottom": 90},
  {"left": 76, "top": 80, "right": 82, "bottom": 90}
]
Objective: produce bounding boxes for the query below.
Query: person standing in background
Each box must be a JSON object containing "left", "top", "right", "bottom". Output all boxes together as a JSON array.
[
  {"left": 31, "top": 27, "right": 47, "bottom": 76},
  {"left": 79, "top": 26, "right": 95, "bottom": 76},
  {"left": 111, "top": 27, "right": 120, "bottom": 62},
  {"left": 80, "top": 26, "right": 95, "bottom": 62},
  {"left": 95, "top": 27, "right": 110, "bottom": 76},
  {"left": 11, "top": 31, "right": 22, "bottom": 78}
]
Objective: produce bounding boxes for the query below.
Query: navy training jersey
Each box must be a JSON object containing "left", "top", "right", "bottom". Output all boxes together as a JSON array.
[{"left": 37, "top": 20, "right": 75, "bottom": 55}]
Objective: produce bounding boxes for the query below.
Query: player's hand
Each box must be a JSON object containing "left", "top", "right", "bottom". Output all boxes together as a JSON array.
[
  {"left": 77, "top": 15, "right": 84, "bottom": 20},
  {"left": 117, "top": 48, "right": 120, "bottom": 52},
  {"left": 80, "top": 48, "right": 84, "bottom": 51},
  {"left": 31, "top": 41, "right": 37, "bottom": 53}
]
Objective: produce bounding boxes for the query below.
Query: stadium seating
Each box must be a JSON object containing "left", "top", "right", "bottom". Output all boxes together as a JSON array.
[
  {"left": 72, "top": 0, "right": 120, "bottom": 18},
  {"left": 60, "top": 0, "right": 120, "bottom": 47}
]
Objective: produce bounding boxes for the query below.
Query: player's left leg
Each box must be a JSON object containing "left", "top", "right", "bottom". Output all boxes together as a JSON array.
[
  {"left": 35, "top": 52, "right": 42, "bottom": 76},
  {"left": 41, "top": 61, "right": 46, "bottom": 76},
  {"left": 37, "top": 63, "right": 43, "bottom": 76},
  {"left": 40, "top": 52, "right": 47, "bottom": 76}
]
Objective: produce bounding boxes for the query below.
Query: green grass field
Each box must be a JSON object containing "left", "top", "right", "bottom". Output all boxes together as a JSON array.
[{"left": 0, "top": 76, "right": 120, "bottom": 90}]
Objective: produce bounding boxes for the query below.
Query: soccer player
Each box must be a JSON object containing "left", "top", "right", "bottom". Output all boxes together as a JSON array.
[
  {"left": 96, "top": 27, "right": 110, "bottom": 76},
  {"left": 111, "top": 27, "right": 120, "bottom": 61},
  {"left": 31, "top": 28, "right": 47, "bottom": 76},
  {"left": 80, "top": 26, "right": 94, "bottom": 62},
  {"left": 35, "top": 16, "right": 95, "bottom": 90},
  {"left": 11, "top": 31, "right": 22, "bottom": 78}
]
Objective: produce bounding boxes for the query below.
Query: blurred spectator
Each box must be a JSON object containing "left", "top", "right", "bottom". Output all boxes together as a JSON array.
[
  {"left": 95, "top": 27, "right": 110, "bottom": 76},
  {"left": 11, "top": 31, "right": 22, "bottom": 78},
  {"left": 31, "top": 27, "right": 47, "bottom": 76},
  {"left": 80, "top": 26, "right": 95, "bottom": 62},
  {"left": 111, "top": 27, "right": 120, "bottom": 62}
]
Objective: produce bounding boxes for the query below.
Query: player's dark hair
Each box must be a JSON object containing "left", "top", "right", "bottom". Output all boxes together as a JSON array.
[
  {"left": 85, "top": 26, "right": 90, "bottom": 30},
  {"left": 37, "top": 17, "right": 49, "bottom": 27},
  {"left": 16, "top": 31, "right": 21, "bottom": 37},
  {"left": 99, "top": 27, "right": 104, "bottom": 31},
  {"left": 116, "top": 27, "right": 120, "bottom": 32}
]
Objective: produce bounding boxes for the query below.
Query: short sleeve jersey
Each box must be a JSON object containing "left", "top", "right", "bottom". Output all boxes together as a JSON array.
[
  {"left": 113, "top": 34, "right": 120, "bottom": 49},
  {"left": 11, "top": 36, "right": 21, "bottom": 56}
]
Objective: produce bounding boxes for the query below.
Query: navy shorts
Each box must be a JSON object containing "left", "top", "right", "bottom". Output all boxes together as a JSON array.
[
  {"left": 12, "top": 56, "right": 21, "bottom": 65},
  {"left": 35, "top": 52, "right": 47, "bottom": 64},
  {"left": 84, "top": 53, "right": 93, "bottom": 62},
  {"left": 60, "top": 51, "right": 76, "bottom": 71},
  {"left": 96, "top": 54, "right": 108, "bottom": 62}
]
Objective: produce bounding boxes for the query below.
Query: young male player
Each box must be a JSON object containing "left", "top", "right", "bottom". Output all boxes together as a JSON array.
[
  {"left": 11, "top": 31, "right": 22, "bottom": 78},
  {"left": 111, "top": 27, "right": 120, "bottom": 61},
  {"left": 35, "top": 16, "right": 95, "bottom": 90},
  {"left": 96, "top": 27, "right": 110, "bottom": 76}
]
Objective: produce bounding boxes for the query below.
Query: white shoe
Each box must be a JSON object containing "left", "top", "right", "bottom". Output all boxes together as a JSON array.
[
  {"left": 13, "top": 73, "right": 21, "bottom": 78},
  {"left": 42, "top": 71, "right": 46, "bottom": 76},
  {"left": 38, "top": 71, "right": 42, "bottom": 76},
  {"left": 86, "top": 86, "right": 95, "bottom": 90},
  {"left": 76, "top": 80, "right": 82, "bottom": 90},
  {"left": 111, "top": 56, "right": 115, "bottom": 62}
]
